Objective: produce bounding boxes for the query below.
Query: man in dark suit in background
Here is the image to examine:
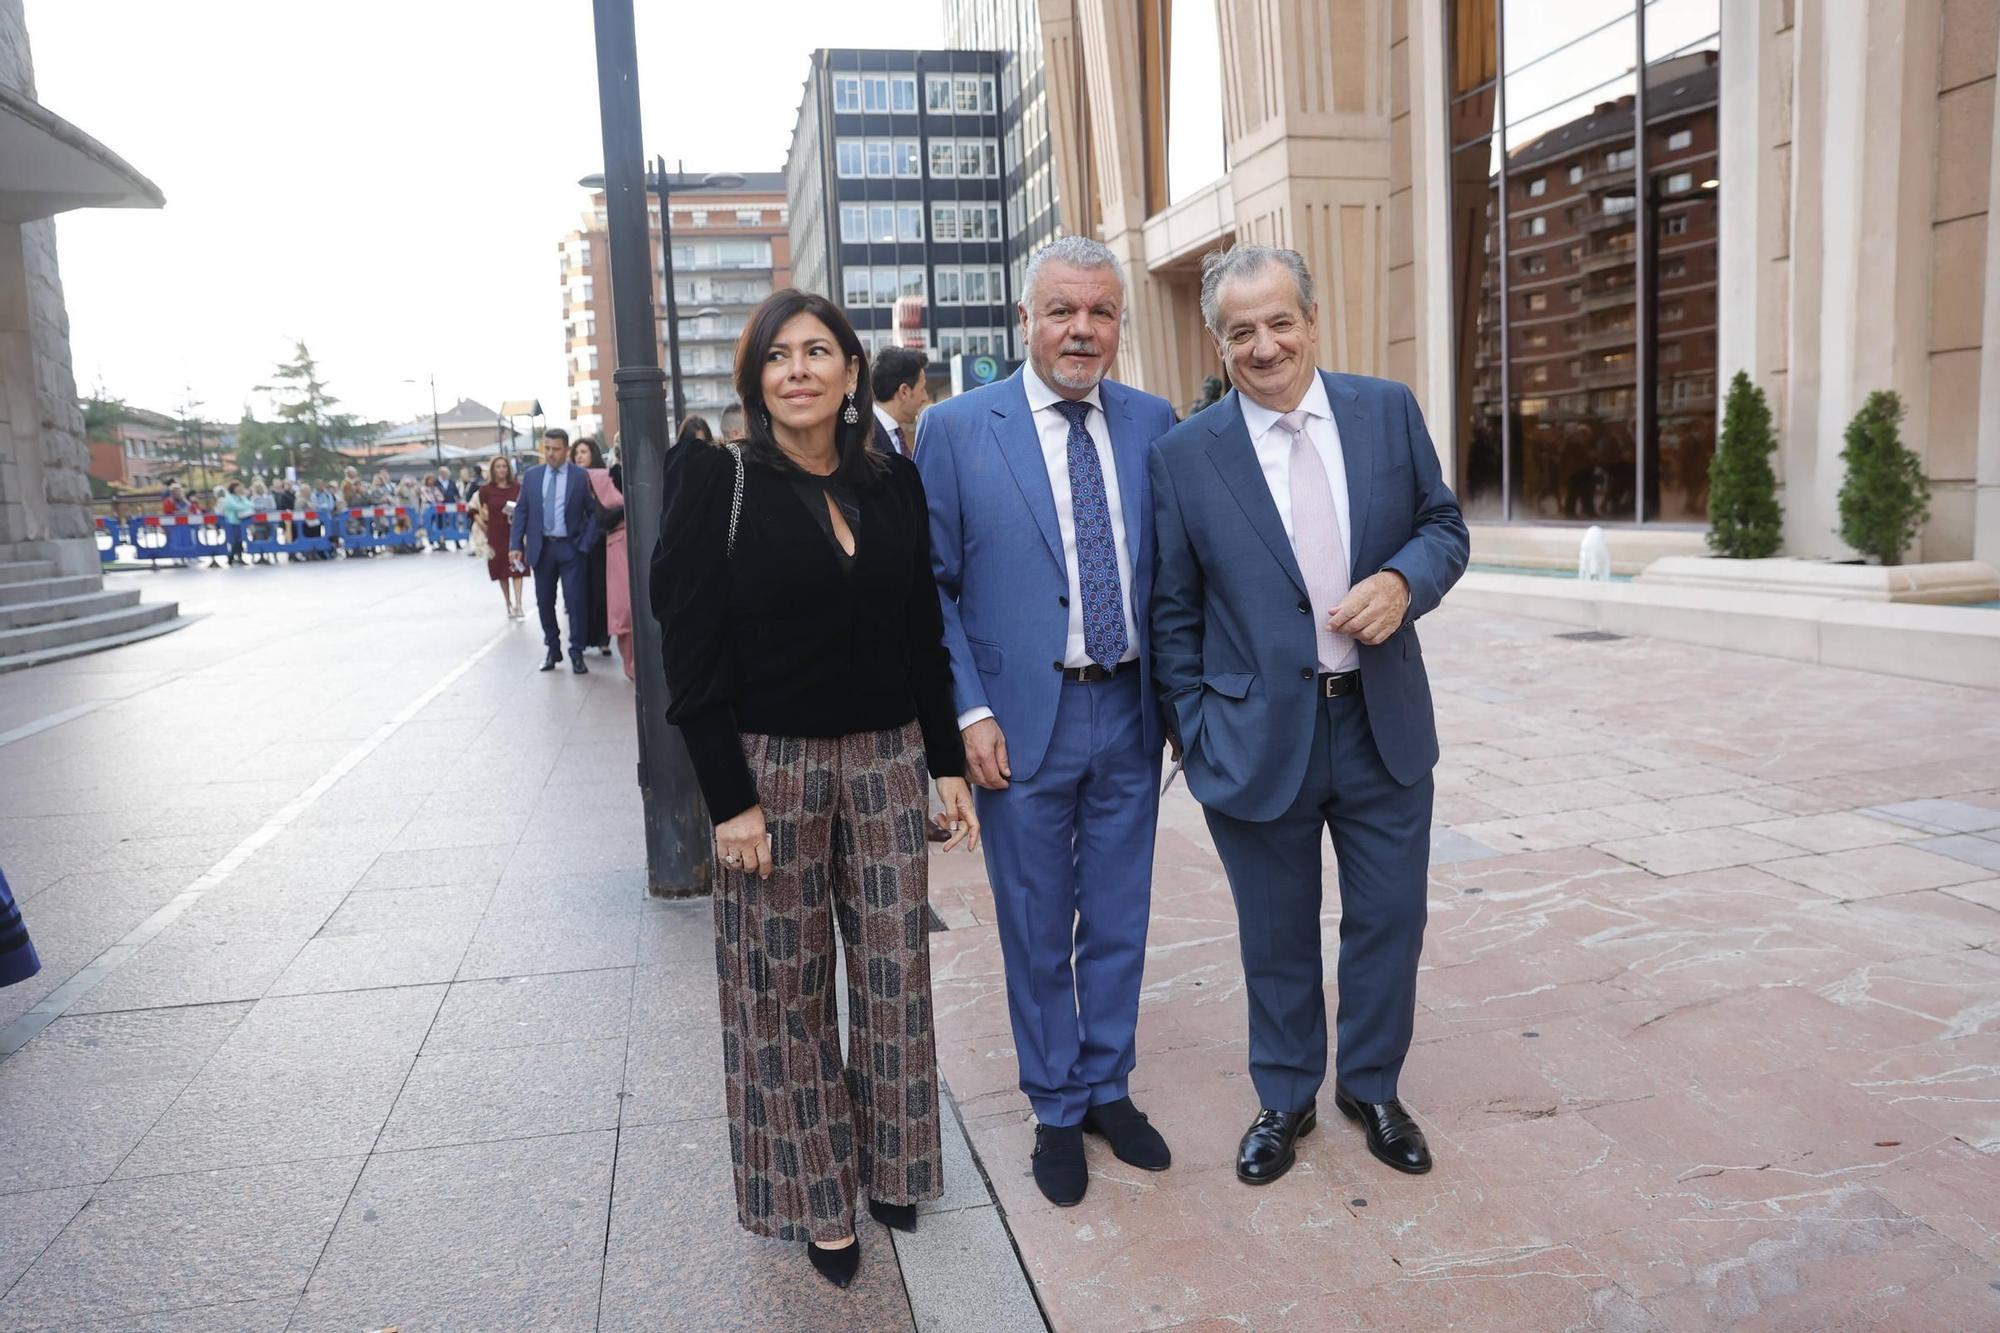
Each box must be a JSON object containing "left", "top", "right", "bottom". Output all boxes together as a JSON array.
[
  {"left": 510, "top": 427, "right": 602, "bottom": 674},
  {"left": 870, "top": 347, "right": 930, "bottom": 458},
  {"left": 1151, "top": 243, "right": 1468, "bottom": 1186}
]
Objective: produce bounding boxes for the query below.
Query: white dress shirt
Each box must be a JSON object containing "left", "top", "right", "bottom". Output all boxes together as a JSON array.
[
  {"left": 872, "top": 402, "right": 907, "bottom": 456},
  {"left": 1239, "top": 374, "right": 1359, "bottom": 672},
  {"left": 956, "top": 365, "right": 1140, "bottom": 731}
]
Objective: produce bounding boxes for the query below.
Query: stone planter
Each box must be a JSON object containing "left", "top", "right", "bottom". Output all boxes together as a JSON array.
[{"left": 1634, "top": 556, "right": 2000, "bottom": 604}]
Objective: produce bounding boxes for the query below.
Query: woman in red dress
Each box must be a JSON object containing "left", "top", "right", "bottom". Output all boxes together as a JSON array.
[{"left": 474, "top": 455, "right": 525, "bottom": 619}]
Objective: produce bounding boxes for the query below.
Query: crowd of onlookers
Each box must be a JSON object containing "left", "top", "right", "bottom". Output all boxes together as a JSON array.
[{"left": 124, "top": 464, "right": 490, "bottom": 565}]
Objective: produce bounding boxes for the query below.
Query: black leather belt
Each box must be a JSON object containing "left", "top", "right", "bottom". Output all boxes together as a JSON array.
[
  {"left": 1317, "top": 670, "right": 1362, "bottom": 698},
  {"left": 1058, "top": 659, "right": 1135, "bottom": 683}
]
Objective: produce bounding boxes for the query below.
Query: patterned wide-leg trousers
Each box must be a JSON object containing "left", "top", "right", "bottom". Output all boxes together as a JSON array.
[{"left": 713, "top": 722, "right": 944, "bottom": 1241}]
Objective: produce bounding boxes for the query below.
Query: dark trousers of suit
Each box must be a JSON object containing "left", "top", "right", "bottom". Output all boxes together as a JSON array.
[
  {"left": 532, "top": 535, "right": 585, "bottom": 653},
  {"left": 974, "top": 669, "right": 1159, "bottom": 1128},
  {"left": 1203, "top": 688, "right": 1432, "bottom": 1113}
]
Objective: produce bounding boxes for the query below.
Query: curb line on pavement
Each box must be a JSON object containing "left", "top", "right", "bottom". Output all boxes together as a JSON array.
[{"left": 889, "top": 1082, "right": 1051, "bottom": 1333}]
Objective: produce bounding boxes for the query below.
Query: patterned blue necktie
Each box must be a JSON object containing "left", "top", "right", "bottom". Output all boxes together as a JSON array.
[{"left": 1052, "top": 399, "right": 1127, "bottom": 670}]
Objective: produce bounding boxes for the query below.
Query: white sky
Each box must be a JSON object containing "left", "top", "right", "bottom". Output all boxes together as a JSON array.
[{"left": 32, "top": 0, "right": 943, "bottom": 433}]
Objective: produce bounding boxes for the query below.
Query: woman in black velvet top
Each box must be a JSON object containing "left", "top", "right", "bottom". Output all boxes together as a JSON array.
[{"left": 650, "top": 289, "right": 977, "bottom": 1289}]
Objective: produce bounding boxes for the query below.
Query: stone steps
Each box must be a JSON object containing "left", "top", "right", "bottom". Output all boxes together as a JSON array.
[
  {"left": 0, "top": 600, "right": 181, "bottom": 670},
  {"left": 0, "top": 573, "right": 99, "bottom": 606},
  {"left": 0, "top": 587, "right": 143, "bottom": 630},
  {"left": 0, "top": 560, "right": 57, "bottom": 587}
]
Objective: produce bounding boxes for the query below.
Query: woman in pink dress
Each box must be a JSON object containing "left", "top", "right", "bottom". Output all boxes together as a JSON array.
[{"left": 583, "top": 446, "right": 633, "bottom": 679}]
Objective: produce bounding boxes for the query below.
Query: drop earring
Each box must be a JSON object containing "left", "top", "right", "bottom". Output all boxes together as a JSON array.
[{"left": 842, "top": 392, "right": 860, "bottom": 426}]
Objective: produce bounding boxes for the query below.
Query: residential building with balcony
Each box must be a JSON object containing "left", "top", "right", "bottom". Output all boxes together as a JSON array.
[{"left": 557, "top": 175, "right": 790, "bottom": 442}]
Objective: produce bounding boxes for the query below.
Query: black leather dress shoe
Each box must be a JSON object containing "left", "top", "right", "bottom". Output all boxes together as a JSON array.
[
  {"left": 1082, "top": 1096, "right": 1171, "bottom": 1171},
  {"left": 1235, "top": 1104, "right": 1315, "bottom": 1185},
  {"left": 1032, "top": 1123, "right": 1087, "bottom": 1206},
  {"left": 539, "top": 648, "right": 560, "bottom": 672},
  {"left": 1333, "top": 1085, "right": 1432, "bottom": 1175},
  {"left": 571, "top": 653, "right": 588, "bottom": 675}
]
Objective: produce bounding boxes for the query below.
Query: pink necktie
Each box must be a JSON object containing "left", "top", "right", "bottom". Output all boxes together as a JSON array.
[{"left": 1281, "top": 410, "right": 1352, "bottom": 670}]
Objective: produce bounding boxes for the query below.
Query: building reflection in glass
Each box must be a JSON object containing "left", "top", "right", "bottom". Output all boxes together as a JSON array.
[{"left": 1448, "top": 0, "right": 1719, "bottom": 525}]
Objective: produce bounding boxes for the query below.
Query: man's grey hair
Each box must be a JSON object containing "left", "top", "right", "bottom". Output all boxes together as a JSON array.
[
  {"left": 1199, "top": 244, "right": 1315, "bottom": 334},
  {"left": 1021, "top": 234, "right": 1124, "bottom": 308}
]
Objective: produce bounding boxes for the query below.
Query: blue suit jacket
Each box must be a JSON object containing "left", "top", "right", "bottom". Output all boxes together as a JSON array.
[
  {"left": 918, "top": 368, "right": 1177, "bottom": 783},
  {"left": 1150, "top": 372, "right": 1469, "bottom": 822},
  {"left": 511, "top": 462, "right": 600, "bottom": 567}
]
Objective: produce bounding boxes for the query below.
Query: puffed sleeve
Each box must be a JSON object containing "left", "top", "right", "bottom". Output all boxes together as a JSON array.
[
  {"left": 895, "top": 457, "right": 965, "bottom": 780},
  {"left": 650, "top": 442, "right": 758, "bottom": 823}
]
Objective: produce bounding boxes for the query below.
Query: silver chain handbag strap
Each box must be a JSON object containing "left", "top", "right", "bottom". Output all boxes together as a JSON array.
[{"left": 725, "top": 442, "right": 745, "bottom": 557}]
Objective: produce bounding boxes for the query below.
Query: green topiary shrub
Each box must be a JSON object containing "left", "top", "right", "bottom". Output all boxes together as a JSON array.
[
  {"left": 1836, "top": 390, "right": 1929, "bottom": 566},
  {"left": 1706, "top": 370, "right": 1783, "bottom": 559}
]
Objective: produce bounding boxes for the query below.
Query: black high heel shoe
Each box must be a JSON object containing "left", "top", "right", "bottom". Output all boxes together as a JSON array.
[
  {"left": 867, "top": 1199, "right": 917, "bottom": 1232},
  {"left": 806, "top": 1236, "right": 860, "bottom": 1288}
]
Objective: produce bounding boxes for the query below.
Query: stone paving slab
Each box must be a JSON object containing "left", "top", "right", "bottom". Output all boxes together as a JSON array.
[
  {"left": 5, "top": 555, "right": 2000, "bottom": 1329},
  {"left": 925, "top": 605, "right": 2000, "bottom": 1331}
]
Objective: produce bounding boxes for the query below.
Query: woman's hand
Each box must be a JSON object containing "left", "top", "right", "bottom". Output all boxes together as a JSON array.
[
  {"left": 715, "top": 805, "right": 772, "bottom": 878},
  {"left": 932, "top": 778, "right": 980, "bottom": 853}
]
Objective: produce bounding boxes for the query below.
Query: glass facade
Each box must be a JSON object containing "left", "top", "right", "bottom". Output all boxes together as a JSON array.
[{"left": 1448, "top": 0, "right": 1720, "bottom": 524}]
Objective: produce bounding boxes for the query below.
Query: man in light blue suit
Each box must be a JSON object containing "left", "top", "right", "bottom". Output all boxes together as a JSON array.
[
  {"left": 510, "top": 428, "right": 601, "bottom": 675},
  {"left": 918, "top": 236, "right": 1178, "bottom": 1207},
  {"left": 1151, "top": 244, "right": 1468, "bottom": 1186}
]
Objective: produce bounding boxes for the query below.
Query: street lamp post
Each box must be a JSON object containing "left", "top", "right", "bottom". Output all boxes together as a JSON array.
[
  {"left": 403, "top": 374, "right": 445, "bottom": 469},
  {"left": 590, "top": 0, "right": 712, "bottom": 898},
  {"left": 428, "top": 373, "right": 443, "bottom": 468}
]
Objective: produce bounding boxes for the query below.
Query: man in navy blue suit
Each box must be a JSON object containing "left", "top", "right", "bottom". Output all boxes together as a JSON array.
[
  {"left": 870, "top": 346, "right": 930, "bottom": 458},
  {"left": 919, "top": 236, "right": 1178, "bottom": 1207},
  {"left": 510, "top": 428, "right": 601, "bottom": 674},
  {"left": 1151, "top": 244, "right": 1468, "bottom": 1186}
]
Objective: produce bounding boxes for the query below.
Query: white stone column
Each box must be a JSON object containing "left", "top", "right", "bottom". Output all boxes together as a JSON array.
[
  {"left": 1786, "top": 0, "right": 1943, "bottom": 561},
  {"left": 1405, "top": 0, "right": 1454, "bottom": 470},
  {"left": 1974, "top": 6, "right": 2000, "bottom": 566}
]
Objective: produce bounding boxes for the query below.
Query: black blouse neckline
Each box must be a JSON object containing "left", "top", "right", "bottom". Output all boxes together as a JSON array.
[{"left": 784, "top": 471, "right": 860, "bottom": 572}]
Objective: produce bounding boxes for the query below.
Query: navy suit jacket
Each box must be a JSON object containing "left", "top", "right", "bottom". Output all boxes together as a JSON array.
[
  {"left": 511, "top": 462, "right": 601, "bottom": 568},
  {"left": 918, "top": 368, "right": 1177, "bottom": 783},
  {"left": 872, "top": 417, "right": 909, "bottom": 458},
  {"left": 1150, "top": 372, "right": 1469, "bottom": 821}
]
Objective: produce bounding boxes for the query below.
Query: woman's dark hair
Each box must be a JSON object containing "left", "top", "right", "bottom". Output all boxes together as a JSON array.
[
  {"left": 675, "top": 416, "right": 714, "bottom": 447},
  {"left": 572, "top": 437, "right": 601, "bottom": 468},
  {"left": 733, "top": 288, "right": 885, "bottom": 486}
]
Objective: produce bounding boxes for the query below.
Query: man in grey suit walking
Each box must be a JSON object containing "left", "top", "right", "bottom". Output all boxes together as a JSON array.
[{"left": 1150, "top": 244, "right": 1467, "bottom": 1185}]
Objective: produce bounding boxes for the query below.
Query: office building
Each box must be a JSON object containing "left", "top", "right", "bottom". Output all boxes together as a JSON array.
[
  {"left": 1036, "top": 0, "right": 1997, "bottom": 563},
  {"left": 785, "top": 49, "right": 1017, "bottom": 361}
]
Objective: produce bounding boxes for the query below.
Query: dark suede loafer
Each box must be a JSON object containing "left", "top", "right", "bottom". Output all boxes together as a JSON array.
[
  {"left": 1333, "top": 1085, "right": 1432, "bottom": 1175},
  {"left": 1032, "top": 1123, "right": 1088, "bottom": 1206},
  {"left": 1082, "top": 1096, "right": 1171, "bottom": 1171},
  {"left": 1235, "top": 1104, "right": 1316, "bottom": 1185}
]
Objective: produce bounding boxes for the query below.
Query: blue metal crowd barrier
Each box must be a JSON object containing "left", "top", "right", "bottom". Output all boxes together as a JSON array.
[
  {"left": 129, "top": 513, "right": 227, "bottom": 567},
  {"left": 339, "top": 506, "right": 423, "bottom": 553},
  {"left": 423, "top": 502, "right": 472, "bottom": 548},
  {"left": 242, "top": 510, "right": 334, "bottom": 560},
  {"left": 94, "top": 515, "right": 119, "bottom": 563}
]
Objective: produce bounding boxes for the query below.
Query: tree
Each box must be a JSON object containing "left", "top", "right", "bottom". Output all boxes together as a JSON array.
[
  {"left": 1836, "top": 390, "right": 1930, "bottom": 566},
  {"left": 81, "top": 388, "right": 129, "bottom": 444},
  {"left": 255, "top": 341, "right": 379, "bottom": 479},
  {"left": 1705, "top": 371, "right": 1783, "bottom": 558},
  {"left": 232, "top": 408, "right": 289, "bottom": 479},
  {"left": 165, "top": 389, "right": 222, "bottom": 487}
]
